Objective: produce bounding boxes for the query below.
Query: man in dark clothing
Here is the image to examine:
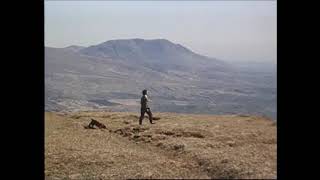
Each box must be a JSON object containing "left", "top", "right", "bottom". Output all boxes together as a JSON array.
[{"left": 139, "top": 89, "right": 155, "bottom": 125}]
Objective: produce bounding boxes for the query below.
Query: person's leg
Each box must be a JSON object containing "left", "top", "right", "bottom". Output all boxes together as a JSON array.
[
  {"left": 147, "top": 108, "right": 154, "bottom": 124},
  {"left": 139, "top": 109, "right": 145, "bottom": 125}
]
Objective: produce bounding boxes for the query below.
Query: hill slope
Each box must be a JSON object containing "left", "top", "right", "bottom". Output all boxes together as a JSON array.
[{"left": 45, "top": 111, "right": 276, "bottom": 179}]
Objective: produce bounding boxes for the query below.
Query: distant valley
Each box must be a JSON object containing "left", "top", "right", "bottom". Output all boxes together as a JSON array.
[{"left": 45, "top": 39, "right": 276, "bottom": 120}]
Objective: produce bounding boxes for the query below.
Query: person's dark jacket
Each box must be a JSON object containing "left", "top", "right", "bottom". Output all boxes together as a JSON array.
[{"left": 141, "top": 95, "right": 150, "bottom": 109}]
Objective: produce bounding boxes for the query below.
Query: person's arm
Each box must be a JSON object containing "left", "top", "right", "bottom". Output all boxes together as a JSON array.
[{"left": 146, "top": 95, "right": 152, "bottom": 102}]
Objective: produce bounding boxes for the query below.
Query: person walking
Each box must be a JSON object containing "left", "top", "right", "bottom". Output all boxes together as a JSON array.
[{"left": 139, "top": 89, "right": 155, "bottom": 125}]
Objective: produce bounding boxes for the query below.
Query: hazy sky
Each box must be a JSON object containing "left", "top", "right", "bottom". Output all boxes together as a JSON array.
[{"left": 45, "top": 1, "right": 277, "bottom": 63}]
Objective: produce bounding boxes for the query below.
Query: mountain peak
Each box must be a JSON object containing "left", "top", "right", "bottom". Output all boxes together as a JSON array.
[{"left": 100, "top": 38, "right": 172, "bottom": 45}]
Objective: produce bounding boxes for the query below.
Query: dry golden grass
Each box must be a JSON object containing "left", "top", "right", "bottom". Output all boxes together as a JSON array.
[{"left": 45, "top": 111, "right": 276, "bottom": 179}]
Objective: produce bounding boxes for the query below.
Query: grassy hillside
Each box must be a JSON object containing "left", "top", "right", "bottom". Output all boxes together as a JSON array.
[{"left": 45, "top": 111, "right": 276, "bottom": 179}]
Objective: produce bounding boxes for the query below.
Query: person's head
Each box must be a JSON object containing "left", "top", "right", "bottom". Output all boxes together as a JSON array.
[{"left": 142, "top": 89, "right": 147, "bottom": 95}]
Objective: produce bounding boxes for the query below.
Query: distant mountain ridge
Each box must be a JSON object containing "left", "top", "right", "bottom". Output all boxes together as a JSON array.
[
  {"left": 78, "top": 38, "right": 228, "bottom": 71},
  {"left": 64, "top": 45, "right": 86, "bottom": 52}
]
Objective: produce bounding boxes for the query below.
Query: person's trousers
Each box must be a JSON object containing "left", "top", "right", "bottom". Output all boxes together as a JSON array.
[{"left": 139, "top": 108, "right": 153, "bottom": 124}]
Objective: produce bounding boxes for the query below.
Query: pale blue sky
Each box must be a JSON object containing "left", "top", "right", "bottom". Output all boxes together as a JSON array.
[{"left": 45, "top": 1, "right": 277, "bottom": 63}]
